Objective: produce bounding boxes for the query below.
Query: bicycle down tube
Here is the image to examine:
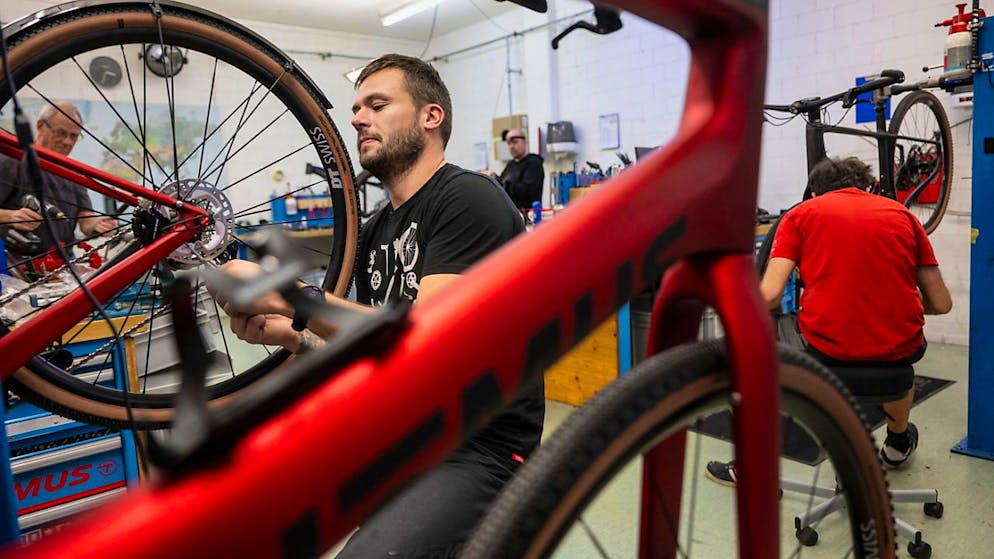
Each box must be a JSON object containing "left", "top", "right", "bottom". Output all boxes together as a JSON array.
[
  {"left": 0, "top": 129, "right": 210, "bottom": 379},
  {"left": 0, "top": 1, "right": 779, "bottom": 558}
]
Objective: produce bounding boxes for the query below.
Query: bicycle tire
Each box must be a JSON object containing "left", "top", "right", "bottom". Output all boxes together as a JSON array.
[
  {"left": 463, "top": 341, "right": 895, "bottom": 558},
  {"left": 888, "top": 90, "right": 952, "bottom": 234},
  {"left": 0, "top": 1, "right": 359, "bottom": 427}
]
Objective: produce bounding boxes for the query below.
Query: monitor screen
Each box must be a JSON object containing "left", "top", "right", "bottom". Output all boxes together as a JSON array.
[{"left": 634, "top": 146, "right": 660, "bottom": 161}]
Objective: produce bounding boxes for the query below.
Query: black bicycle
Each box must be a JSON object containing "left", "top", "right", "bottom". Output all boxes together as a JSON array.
[{"left": 765, "top": 69, "right": 953, "bottom": 234}]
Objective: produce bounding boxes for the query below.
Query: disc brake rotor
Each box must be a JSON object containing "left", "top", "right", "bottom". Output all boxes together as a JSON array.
[{"left": 158, "top": 179, "right": 235, "bottom": 266}]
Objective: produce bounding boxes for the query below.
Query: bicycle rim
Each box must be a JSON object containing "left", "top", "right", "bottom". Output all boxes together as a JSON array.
[
  {"left": 0, "top": 2, "right": 359, "bottom": 427},
  {"left": 463, "top": 341, "right": 895, "bottom": 558},
  {"left": 888, "top": 91, "right": 952, "bottom": 235}
]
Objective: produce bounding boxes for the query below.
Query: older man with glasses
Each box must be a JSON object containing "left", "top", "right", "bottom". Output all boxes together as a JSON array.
[{"left": 0, "top": 101, "right": 117, "bottom": 257}]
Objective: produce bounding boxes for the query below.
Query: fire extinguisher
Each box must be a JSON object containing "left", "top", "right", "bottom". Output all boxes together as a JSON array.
[{"left": 936, "top": 2, "right": 985, "bottom": 72}]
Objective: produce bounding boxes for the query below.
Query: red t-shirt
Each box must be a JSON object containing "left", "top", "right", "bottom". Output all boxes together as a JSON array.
[{"left": 771, "top": 188, "right": 938, "bottom": 361}]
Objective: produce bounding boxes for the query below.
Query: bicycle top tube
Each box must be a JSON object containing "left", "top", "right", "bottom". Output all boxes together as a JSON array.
[{"left": 2, "top": 1, "right": 778, "bottom": 558}]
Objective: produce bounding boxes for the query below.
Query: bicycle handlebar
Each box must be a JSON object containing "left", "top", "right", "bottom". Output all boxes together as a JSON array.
[
  {"left": 848, "top": 69, "right": 905, "bottom": 97},
  {"left": 764, "top": 69, "right": 906, "bottom": 115}
]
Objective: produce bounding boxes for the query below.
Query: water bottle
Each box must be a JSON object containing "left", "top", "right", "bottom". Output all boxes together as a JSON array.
[
  {"left": 284, "top": 182, "right": 298, "bottom": 216},
  {"left": 532, "top": 201, "right": 542, "bottom": 225}
]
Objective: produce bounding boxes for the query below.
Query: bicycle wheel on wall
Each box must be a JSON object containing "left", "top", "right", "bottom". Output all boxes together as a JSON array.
[
  {"left": 889, "top": 90, "right": 953, "bottom": 234},
  {"left": 0, "top": 1, "right": 359, "bottom": 427},
  {"left": 463, "top": 342, "right": 895, "bottom": 559}
]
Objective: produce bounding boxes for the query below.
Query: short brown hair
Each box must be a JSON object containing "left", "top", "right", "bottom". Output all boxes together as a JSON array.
[
  {"left": 357, "top": 54, "right": 452, "bottom": 146},
  {"left": 807, "top": 156, "right": 875, "bottom": 196}
]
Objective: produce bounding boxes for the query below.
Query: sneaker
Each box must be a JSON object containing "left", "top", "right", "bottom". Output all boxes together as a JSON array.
[
  {"left": 705, "top": 460, "right": 737, "bottom": 487},
  {"left": 704, "top": 460, "right": 785, "bottom": 499},
  {"left": 880, "top": 423, "right": 919, "bottom": 470}
]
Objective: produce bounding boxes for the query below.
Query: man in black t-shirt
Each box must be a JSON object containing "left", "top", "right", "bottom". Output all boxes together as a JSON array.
[
  {"left": 215, "top": 54, "right": 544, "bottom": 558},
  {"left": 485, "top": 127, "right": 544, "bottom": 210}
]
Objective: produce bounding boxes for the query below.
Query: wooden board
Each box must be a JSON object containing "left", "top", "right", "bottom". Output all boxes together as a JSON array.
[
  {"left": 544, "top": 315, "right": 619, "bottom": 406},
  {"left": 59, "top": 315, "right": 148, "bottom": 344}
]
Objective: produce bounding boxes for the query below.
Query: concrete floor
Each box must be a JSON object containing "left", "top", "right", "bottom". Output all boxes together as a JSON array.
[
  {"left": 323, "top": 342, "right": 993, "bottom": 557},
  {"left": 537, "top": 341, "right": 994, "bottom": 558}
]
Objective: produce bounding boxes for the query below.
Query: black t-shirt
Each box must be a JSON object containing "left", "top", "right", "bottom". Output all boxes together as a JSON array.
[
  {"left": 499, "top": 153, "right": 544, "bottom": 209},
  {"left": 357, "top": 163, "right": 545, "bottom": 471},
  {"left": 0, "top": 153, "right": 93, "bottom": 251}
]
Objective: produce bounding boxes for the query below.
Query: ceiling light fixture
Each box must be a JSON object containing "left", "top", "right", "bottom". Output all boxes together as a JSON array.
[{"left": 380, "top": 0, "right": 447, "bottom": 27}]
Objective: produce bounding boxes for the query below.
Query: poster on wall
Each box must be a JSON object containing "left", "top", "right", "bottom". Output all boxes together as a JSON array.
[
  {"left": 473, "top": 142, "right": 489, "bottom": 172},
  {"left": 598, "top": 113, "right": 620, "bottom": 150},
  {"left": 0, "top": 98, "right": 222, "bottom": 211}
]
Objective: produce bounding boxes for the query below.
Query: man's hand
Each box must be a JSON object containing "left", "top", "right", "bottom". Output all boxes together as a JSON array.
[
  {"left": 212, "top": 259, "right": 294, "bottom": 317},
  {"left": 92, "top": 216, "right": 118, "bottom": 236},
  {"left": 209, "top": 260, "right": 302, "bottom": 351},
  {"left": 79, "top": 211, "right": 119, "bottom": 237},
  {"left": 224, "top": 306, "right": 300, "bottom": 349},
  {"left": 0, "top": 207, "right": 43, "bottom": 232},
  {"left": 481, "top": 169, "right": 497, "bottom": 177}
]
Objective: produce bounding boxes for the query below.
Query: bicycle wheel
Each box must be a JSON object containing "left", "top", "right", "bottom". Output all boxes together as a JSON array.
[
  {"left": 0, "top": 1, "right": 359, "bottom": 427},
  {"left": 463, "top": 342, "right": 895, "bottom": 558},
  {"left": 888, "top": 90, "right": 952, "bottom": 234}
]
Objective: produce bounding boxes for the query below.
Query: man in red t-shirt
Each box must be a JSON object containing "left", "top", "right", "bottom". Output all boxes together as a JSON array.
[{"left": 707, "top": 156, "right": 951, "bottom": 486}]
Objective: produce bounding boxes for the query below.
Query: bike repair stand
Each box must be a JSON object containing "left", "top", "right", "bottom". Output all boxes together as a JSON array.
[{"left": 954, "top": 14, "right": 994, "bottom": 461}]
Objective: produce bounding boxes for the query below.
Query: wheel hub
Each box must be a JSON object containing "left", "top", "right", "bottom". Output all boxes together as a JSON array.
[{"left": 159, "top": 179, "right": 235, "bottom": 266}]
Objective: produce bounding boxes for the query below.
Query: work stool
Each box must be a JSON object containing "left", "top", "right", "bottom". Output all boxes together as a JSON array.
[{"left": 782, "top": 363, "right": 943, "bottom": 559}]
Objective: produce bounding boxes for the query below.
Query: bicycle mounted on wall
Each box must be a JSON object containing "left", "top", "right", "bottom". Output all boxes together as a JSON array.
[{"left": 764, "top": 69, "right": 956, "bottom": 234}]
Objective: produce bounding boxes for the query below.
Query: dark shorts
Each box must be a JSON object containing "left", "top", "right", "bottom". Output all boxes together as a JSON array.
[{"left": 804, "top": 339, "right": 927, "bottom": 368}]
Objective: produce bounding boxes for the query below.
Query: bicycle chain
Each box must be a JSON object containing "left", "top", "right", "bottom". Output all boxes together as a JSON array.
[
  {"left": 66, "top": 303, "right": 172, "bottom": 373},
  {"left": 67, "top": 277, "right": 217, "bottom": 374},
  {"left": 0, "top": 229, "right": 127, "bottom": 309}
]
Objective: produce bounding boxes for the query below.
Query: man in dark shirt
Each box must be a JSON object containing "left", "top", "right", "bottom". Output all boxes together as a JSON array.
[
  {"left": 215, "top": 54, "right": 544, "bottom": 558},
  {"left": 0, "top": 102, "right": 117, "bottom": 256},
  {"left": 486, "top": 127, "right": 544, "bottom": 210}
]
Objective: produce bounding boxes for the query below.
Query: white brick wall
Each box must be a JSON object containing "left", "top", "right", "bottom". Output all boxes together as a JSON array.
[{"left": 427, "top": 0, "right": 971, "bottom": 345}]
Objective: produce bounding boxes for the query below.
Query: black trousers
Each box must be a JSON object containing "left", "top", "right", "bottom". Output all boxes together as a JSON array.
[{"left": 335, "top": 450, "right": 515, "bottom": 559}]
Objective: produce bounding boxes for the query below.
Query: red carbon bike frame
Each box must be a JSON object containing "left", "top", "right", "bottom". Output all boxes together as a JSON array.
[{"left": 0, "top": 0, "right": 776, "bottom": 557}]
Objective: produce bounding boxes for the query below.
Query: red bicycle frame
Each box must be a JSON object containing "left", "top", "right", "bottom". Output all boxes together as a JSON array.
[
  {"left": 0, "top": 133, "right": 210, "bottom": 378},
  {"left": 0, "top": 0, "right": 776, "bottom": 557}
]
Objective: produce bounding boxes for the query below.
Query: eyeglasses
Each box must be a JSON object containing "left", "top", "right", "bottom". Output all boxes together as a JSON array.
[
  {"left": 41, "top": 119, "right": 82, "bottom": 143},
  {"left": 505, "top": 135, "right": 526, "bottom": 144}
]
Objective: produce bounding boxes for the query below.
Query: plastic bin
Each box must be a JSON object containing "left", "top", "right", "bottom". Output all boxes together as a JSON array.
[{"left": 132, "top": 288, "right": 220, "bottom": 376}]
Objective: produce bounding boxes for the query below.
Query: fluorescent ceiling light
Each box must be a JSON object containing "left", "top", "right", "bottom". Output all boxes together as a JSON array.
[
  {"left": 344, "top": 65, "right": 366, "bottom": 84},
  {"left": 380, "top": 0, "right": 447, "bottom": 27}
]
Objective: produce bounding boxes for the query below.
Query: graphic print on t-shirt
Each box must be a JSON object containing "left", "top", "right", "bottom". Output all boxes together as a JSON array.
[{"left": 366, "top": 222, "right": 420, "bottom": 305}]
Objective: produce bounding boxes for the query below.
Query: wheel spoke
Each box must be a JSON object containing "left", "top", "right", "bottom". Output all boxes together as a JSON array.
[
  {"left": 216, "top": 133, "right": 305, "bottom": 194},
  {"left": 70, "top": 56, "right": 170, "bottom": 180},
  {"left": 210, "top": 109, "right": 293, "bottom": 185}
]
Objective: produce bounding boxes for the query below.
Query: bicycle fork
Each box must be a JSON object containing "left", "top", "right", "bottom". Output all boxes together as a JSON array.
[{"left": 643, "top": 252, "right": 780, "bottom": 558}]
